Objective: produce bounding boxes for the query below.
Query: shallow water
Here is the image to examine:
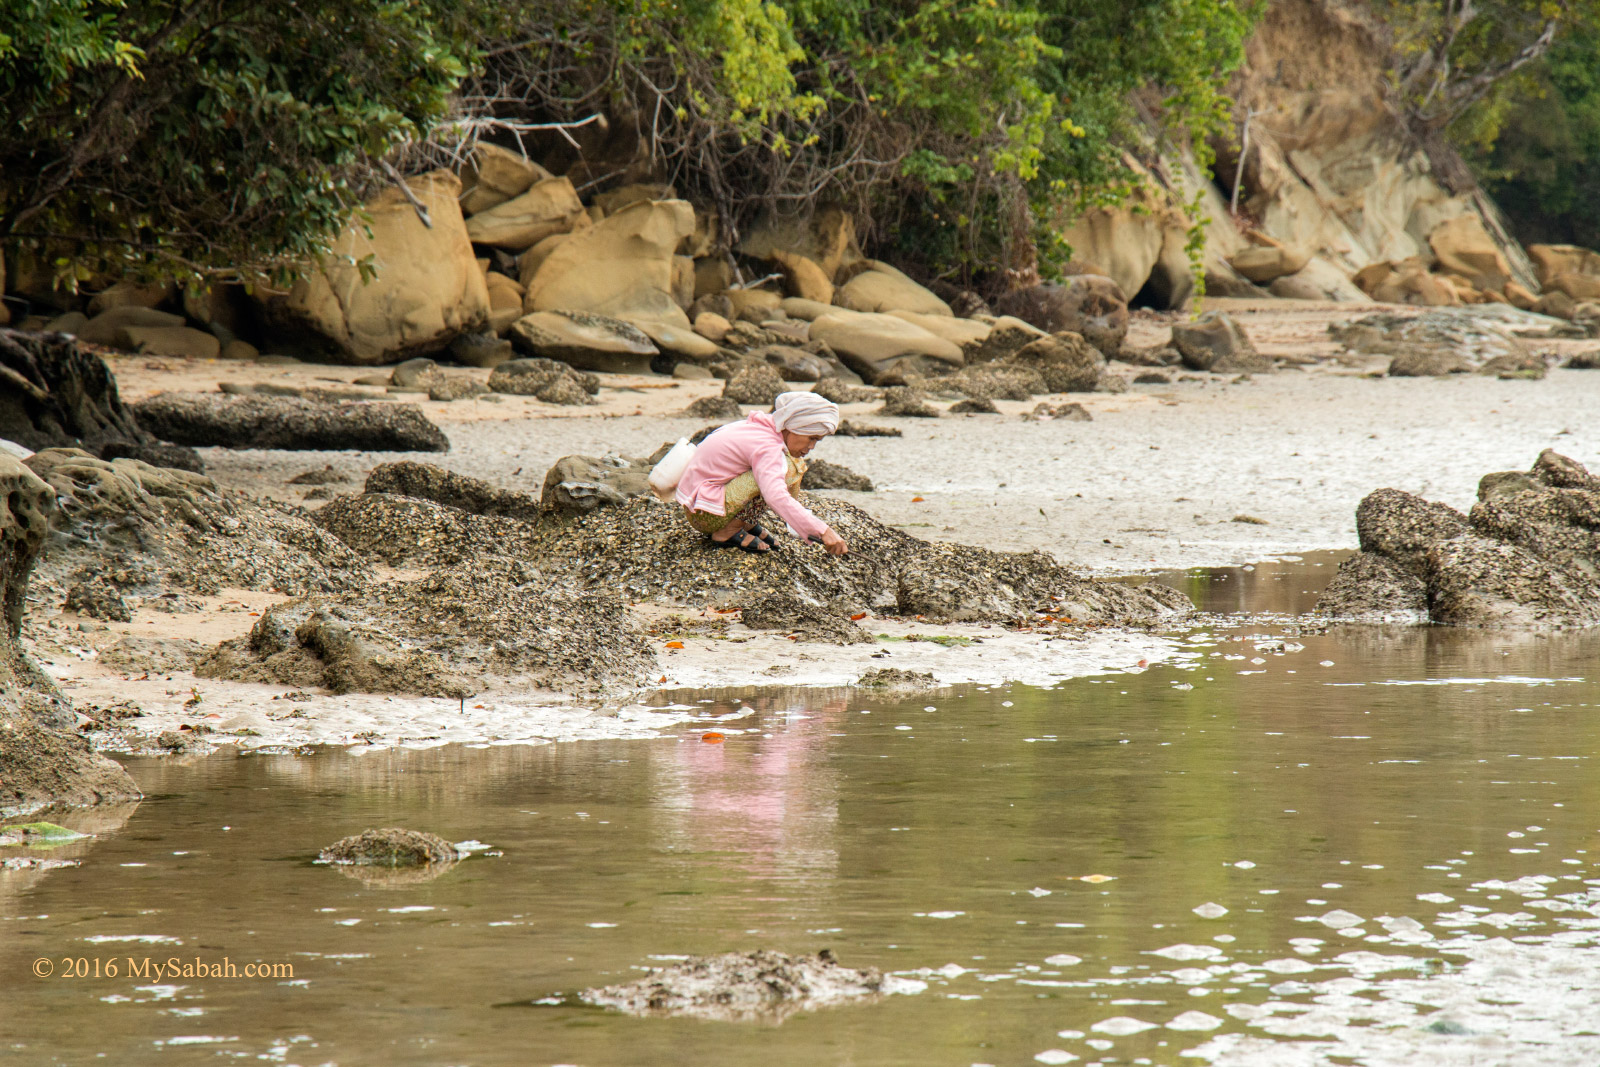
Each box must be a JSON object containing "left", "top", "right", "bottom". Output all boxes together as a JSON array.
[{"left": 5, "top": 560, "right": 1600, "bottom": 1066}]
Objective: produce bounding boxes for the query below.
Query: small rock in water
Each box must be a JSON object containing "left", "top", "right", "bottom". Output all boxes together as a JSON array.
[
  {"left": 857, "top": 668, "right": 938, "bottom": 688},
  {"left": 320, "top": 828, "right": 459, "bottom": 867},
  {"left": 578, "top": 949, "right": 908, "bottom": 1022}
]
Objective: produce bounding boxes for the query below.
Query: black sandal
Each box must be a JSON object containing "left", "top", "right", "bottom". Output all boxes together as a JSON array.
[
  {"left": 708, "top": 530, "right": 773, "bottom": 554},
  {"left": 745, "top": 523, "right": 779, "bottom": 547}
]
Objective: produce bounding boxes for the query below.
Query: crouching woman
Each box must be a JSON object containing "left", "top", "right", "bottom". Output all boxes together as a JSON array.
[{"left": 675, "top": 391, "right": 850, "bottom": 556}]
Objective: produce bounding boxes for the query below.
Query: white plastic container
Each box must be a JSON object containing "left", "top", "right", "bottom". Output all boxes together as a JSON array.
[{"left": 648, "top": 437, "right": 696, "bottom": 501}]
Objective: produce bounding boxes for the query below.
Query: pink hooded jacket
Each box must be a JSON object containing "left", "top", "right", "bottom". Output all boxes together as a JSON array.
[{"left": 674, "top": 412, "right": 829, "bottom": 541}]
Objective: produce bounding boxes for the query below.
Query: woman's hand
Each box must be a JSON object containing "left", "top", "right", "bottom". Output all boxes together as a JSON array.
[{"left": 821, "top": 528, "right": 849, "bottom": 556}]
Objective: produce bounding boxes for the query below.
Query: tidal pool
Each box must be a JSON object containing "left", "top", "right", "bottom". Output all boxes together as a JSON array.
[{"left": 4, "top": 558, "right": 1600, "bottom": 1066}]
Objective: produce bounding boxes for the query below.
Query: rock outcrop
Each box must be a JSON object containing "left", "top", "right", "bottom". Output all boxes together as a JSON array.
[
  {"left": 1327, "top": 309, "right": 1546, "bottom": 377},
  {"left": 992, "top": 277, "right": 1129, "bottom": 357},
  {"left": 261, "top": 170, "right": 491, "bottom": 364},
  {"left": 1171, "top": 312, "right": 1271, "bottom": 373},
  {"left": 1317, "top": 451, "right": 1600, "bottom": 627},
  {"left": 0, "top": 455, "right": 142, "bottom": 815},
  {"left": 133, "top": 393, "right": 449, "bottom": 452}
]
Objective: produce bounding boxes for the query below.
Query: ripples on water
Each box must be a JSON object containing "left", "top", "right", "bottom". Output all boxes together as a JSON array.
[{"left": 3, "top": 555, "right": 1600, "bottom": 1066}]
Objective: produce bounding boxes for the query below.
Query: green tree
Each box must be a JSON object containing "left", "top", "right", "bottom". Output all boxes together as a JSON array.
[{"left": 0, "top": 0, "right": 479, "bottom": 288}]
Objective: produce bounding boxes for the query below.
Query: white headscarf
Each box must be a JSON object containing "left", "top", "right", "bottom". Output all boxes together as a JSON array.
[{"left": 771, "top": 391, "right": 841, "bottom": 437}]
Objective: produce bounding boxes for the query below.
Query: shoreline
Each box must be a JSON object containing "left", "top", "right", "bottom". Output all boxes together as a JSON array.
[{"left": 21, "top": 301, "right": 1600, "bottom": 756}]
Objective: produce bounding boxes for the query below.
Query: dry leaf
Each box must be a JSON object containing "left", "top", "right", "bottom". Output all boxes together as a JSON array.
[{"left": 701, "top": 732, "right": 725, "bottom": 744}]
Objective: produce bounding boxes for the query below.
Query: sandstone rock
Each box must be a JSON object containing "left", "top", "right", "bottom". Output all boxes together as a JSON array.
[
  {"left": 1267, "top": 258, "right": 1373, "bottom": 303},
  {"left": 877, "top": 386, "right": 939, "bottom": 418},
  {"left": 264, "top": 170, "right": 490, "bottom": 365},
  {"left": 770, "top": 250, "right": 833, "bottom": 303},
  {"left": 593, "top": 182, "right": 676, "bottom": 217},
  {"left": 44, "top": 311, "right": 89, "bottom": 335},
  {"left": 671, "top": 255, "right": 695, "bottom": 310},
  {"left": 516, "top": 230, "right": 580, "bottom": 290},
  {"left": 724, "top": 288, "right": 783, "bottom": 320},
  {"left": 541, "top": 454, "right": 653, "bottom": 516},
  {"left": 133, "top": 393, "right": 449, "bottom": 451},
  {"left": 1547, "top": 272, "right": 1600, "bottom": 303},
  {"left": 1527, "top": 244, "right": 1600, "bottom": 287},
  {"left": 486, "top": 358, "right": 598, "bottom": 404},
  {"left": 1229, "top": 244, "right": 1311, "bottom": 284},
  {"left": 808, "top": 312, "right": 963, "bottom": 384},
  {"left": 1059, "top": 187, "right": 1193, "bottom": 309},
  {"left": 77, "top": 306, "right": 186, "bottom": 347},
  {"left": 887, "top": 311, "right": 991, "bottom": 355},
  {"left": 1428, "top": 215, "right": 1512, "bottom": 290},
  {"left": 121, "top": 325, "right": 219, "bottom": 360},
  {"left": 365, "top": 461, "right": 541, "bottom": 521},
  {"left": 1331, "top": 309, "right": 1531, "bottom": 375},
  {"left": 835, "top": 262, "right": 951, "bottom": 316},
  {"left": 463, "top": 177, "right": 583, "bottom": 249},
  {"left": 778, "top": 297, "right": 839, "bottom": 321},
  {"left": 693, "top": 312, "right": 732, "bottom": 342},
  {"left": 506, "top": 310, "right": 657, "bottom": 373},
  {"left": 1504, "top": 281, "right": 1539, "bottom": 311},
  {"left": 1534, "top": 291, "right": 1577, "bottom": 320},
  {"left": 449, "top": 331, "right": 513, "bottom": 369},
  {"left": 991, "top": 277, "right": 1128, "bottom": 356},
  {"left": 483, "top": 271, "right": 525, "bottom": 334},
  {"left": 694, "top": 257, "right": 736, "bottom": 298},
  {"left": 628, "top": 316, "right": 718, "bottom": 362},
  {"left": 86, "top": 282, "right": 171, "bottom": 316},
  {"left": 525, "top": 199, "right": 695, "bottom": 326},
  {"left": 803, "top": 458, "right": 873, "bottom": 491},
  {"left": 672, "top": 363, "right": 713, "bottom": 381},
  {"left": 459, "top": 144, "right": 553, "bottom": 215},
  {"left": 737, "top": 206, "right": 862, "bottom": 281},
  {"left": 723, "top": 365, "right": 785, "bottom": 406},
  {"left": 1170, "top": 312, "right": 1269, "bottom": 373},
  {"left": 221, "top": 340, "right": 259, "bottom": 361},
  {"left": 1001, "top": 333, "right": 1106, "bottom": 393}
]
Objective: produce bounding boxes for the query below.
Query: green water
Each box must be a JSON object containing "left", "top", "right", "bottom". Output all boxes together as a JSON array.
[{"left": 4, "top": 558, "right": 1600, "bottom": 1066}]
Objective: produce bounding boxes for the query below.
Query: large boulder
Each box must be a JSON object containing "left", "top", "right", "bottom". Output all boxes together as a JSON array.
[
  {"left": 524, "top": 199, "right": 696, "bottom": 327},
  {"left": 1266, "top": 257, "right": 1373, "bottom": 303},
  {"left": 133, "top": 393, "right": 450, "bottom": 452},
  {"left": 965, "top": 316, "right": 1046, "bottom": 365},
  {"left": 737, "top": 206, "right": 863, "bottom": 282},
  {"left": 991, "top": 277, "right": 1129, "bottom": 356},
  {"left": 1058, "top": 185, "right": 1194, "bottom": 309},
  {"left": 1527, "top": 244, "right": 1600, "bottom": 288},
  {"left": 808, "top": 311, "right": 963, "bottom": 384},
  {"left": 1000, "top": 333, "right": 1106, "bottom": 393},
  {"left": 886, "top": 312, "right": 991, "bottom": 356},
  {"left": 1428, "top": 216, "right": 1513, "bottom": 292},
  {"left": 120, "top": 325, "right": 220, "bottom": 360},
  {"left": 1170, "top": 312, "right": 1271, "bottom": 373},
  {"left": 834, "top": 262, "right": 951, "bottom": 316},
  {"left": 459, "top": 144, "right": 554, "bottom": 216},
  {"left": 262, "top": 170, "right": 491, "bottom": 365},
  {"left": 1228, "top": 244, "right": 1311, "bottom": 284},
  {"left": 1547, "top": 272, "right": 1600, "bottom": 303},
  {"left": 506, "top": 310, "right": 657, "bottom": 374},
  {"left": 769, "top": 251, "right": 834, "bottom": 304},
  {"left": 75, "top": 306, "right": 185, "bottom": 348},
  {"left": 0, "top": 330, "right": 165, "bottom": 454},
  {"left": 463, "top": 177, "right": 584, "bottom": 250},
  {"left": 1317, "top": 451, "right": 1600, "bottom": 628}
]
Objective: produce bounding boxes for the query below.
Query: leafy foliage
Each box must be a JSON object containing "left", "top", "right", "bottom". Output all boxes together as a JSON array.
[
  {"left": 1457, "top": 19, "right": 1600, "bottom": 248},
  {"left": 0, "top": 0, "right": 477, "bottom": 288}
]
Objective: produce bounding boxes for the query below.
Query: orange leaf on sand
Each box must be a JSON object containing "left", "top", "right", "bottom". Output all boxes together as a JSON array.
[
  {"left": 911, "top": 496, "right": 925, "bottom": 502},
  {"left": 659, "top": 675, "right": 668, "bottom": 683},
  {"left": 701, "top": 732, "right": 725, "bottom": 744},
  {"left": 851, "top": 612, "right": 867, "bottom": 621},
  {"left": 665, "top": 641, "right": 684, "bottom": 649}
]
